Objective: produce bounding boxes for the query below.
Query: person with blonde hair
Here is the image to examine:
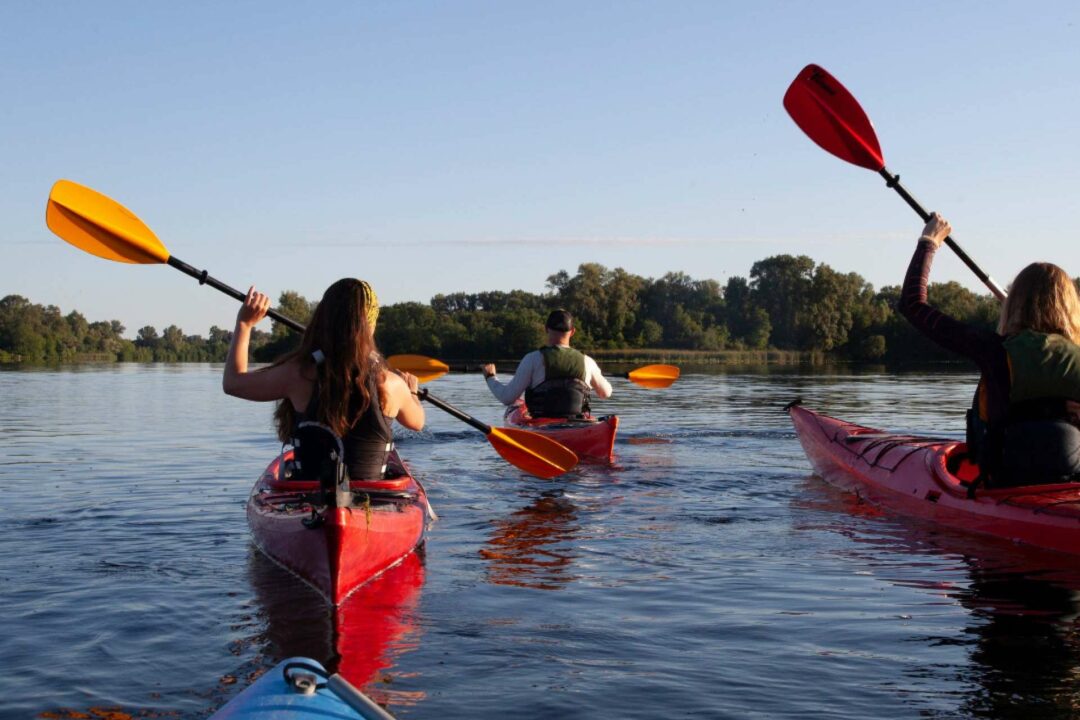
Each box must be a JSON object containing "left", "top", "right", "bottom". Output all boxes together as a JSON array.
[
  {"left": 899, "top": 213, "right": 1080, "bottom": 487},
  {"left": 222, "top": 278, "right": 424, "bottom": 479}
]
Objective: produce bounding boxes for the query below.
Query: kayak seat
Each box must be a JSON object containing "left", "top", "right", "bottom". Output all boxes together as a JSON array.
[
  {"left": 284, "top": 421, "right": 346, "bottom": 485},
  {"left": 508, "top": 402, "right": 599, "bottom": 427},
  {"left": 266, "top": 422, "right": 414, "bottom": 504},
  {"left": 268, "top": 473, "right": 414, "bottom": 495},
  {"left": 270, "top": 468, "right": 413, "bottom": 493},
  {"left": 944, "top": 447, "right": 981, "bottom": 484}
]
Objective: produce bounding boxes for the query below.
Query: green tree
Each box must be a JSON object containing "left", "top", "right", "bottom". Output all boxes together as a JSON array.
[
  {"left": 162, "top": 325, "right": 185, "bottom": 355},
  {"left": 856, "top": 334, "right": 887, "bottom": 361},
  {"left": 494, "top": 309, "right": 546, "bottom": 357},
  {"left": 11, "top": 321, "right": 46, "bottom": 363},
  {"left": 272, "top": 291, "right": 315, "bottom": 339},
  {"left": 638, "top": 319, "right": 663, "bottom": 346},
  {"left": 376, "top": 302, "right": 444, "bottom": 356},
  {"left": 136, "top": 326, "right": 159, "bottom": 348},
  {"left": 749, "top": 255, "right": 815, "bottom": 349},
  {"left": 804, "top": 265, "right": 877, "bottom": 351},
  {"left": 743, "top": 307, "right": 771, "bottom": 349},
  {"left": 639, "top": 271, "right": 725, "bottom": 349}
]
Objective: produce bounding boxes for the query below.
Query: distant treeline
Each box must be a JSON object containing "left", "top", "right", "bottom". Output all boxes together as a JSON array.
[{"left": 1, "top": 255, "right": 1010, "bottom": 365}]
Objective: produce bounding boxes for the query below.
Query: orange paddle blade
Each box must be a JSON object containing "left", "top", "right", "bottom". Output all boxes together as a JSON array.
[
  {"left": 625, "top": 364, "right": 679, "bottom": 389},
  {"left": 487, "top": 426, "right": 578, "bottom": 479},
  {"left": 46, "top": 180, "right": 170, "bottom": 264},
  {"left": 386, "top": 354, "right": 450, "bottom": 383}
]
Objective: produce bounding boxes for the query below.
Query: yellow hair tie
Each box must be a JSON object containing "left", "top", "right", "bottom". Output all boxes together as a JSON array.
[{"left": 359, "top": 279, "right": 379, "bottom": 327}]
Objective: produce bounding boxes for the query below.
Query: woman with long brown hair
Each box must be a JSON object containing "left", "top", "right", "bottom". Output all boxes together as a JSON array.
[
  {"left": 899, "top": 213, "right": 1080, "bottom": 487},
  {"left": 222, "top": 278, "right": 423, "bottom": 479}
]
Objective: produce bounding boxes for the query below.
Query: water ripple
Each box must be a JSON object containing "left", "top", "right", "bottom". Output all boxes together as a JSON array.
[{"left": 5, "top": 365, "right": 1080, "bottom": 719}]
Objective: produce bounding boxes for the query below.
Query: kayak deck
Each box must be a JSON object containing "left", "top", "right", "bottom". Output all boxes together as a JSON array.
[
  {"left": 247, "top": 450, "right": 427, "bottom": 606},
  {"left": 789, "top": 404, "right": 1080, "bottom": 555},
  {"left": 210, "top": 657, "right": 394, "bottom": 720},
  {"left": 505, "top": 401, "right": 618, "bottom": 463}
]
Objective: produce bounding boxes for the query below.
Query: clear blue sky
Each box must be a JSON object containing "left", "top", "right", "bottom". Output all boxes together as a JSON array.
[{"left": 3, "top": 1, "right": 1078, "bottom": 336}]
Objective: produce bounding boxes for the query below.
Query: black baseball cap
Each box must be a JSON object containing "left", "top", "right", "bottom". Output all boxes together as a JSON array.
[{"left": 545, "top": 309, "right": 574, "bottom": 332}]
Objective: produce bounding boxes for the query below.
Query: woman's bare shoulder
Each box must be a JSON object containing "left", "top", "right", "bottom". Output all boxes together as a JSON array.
[{"left": 378, "top": 368, "right": 408, "bottom": 393}]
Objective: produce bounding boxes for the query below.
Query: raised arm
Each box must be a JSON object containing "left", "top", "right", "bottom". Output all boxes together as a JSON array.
[
  {"left": 897, "top": 214, "right": 998, "bottom": 363},
  {"left": 222, "top": 287, "right": 299, "bottom": 401}
]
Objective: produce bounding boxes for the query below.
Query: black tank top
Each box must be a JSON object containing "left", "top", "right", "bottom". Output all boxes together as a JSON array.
[{"left": 298, "top": 373, "right": 395, "bottom": 479}]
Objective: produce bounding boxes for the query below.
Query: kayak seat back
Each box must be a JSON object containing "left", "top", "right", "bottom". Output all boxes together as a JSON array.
[
  {"left": 281, "top": 421, "right": 353, "bottom": 507},
  {"left": 287, "top": 421, "right": 345, "bottom": 484}
]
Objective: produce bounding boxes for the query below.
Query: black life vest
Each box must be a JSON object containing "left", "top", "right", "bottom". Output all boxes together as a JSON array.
[
  {"left": 524, "top": 346, "right": 591, "bottom": 419},
  {"left": 296, "top": 373, "right": 394, "bottom": 480},
  {"left": 968, "top": 330, "right": 1080, "bottom": 486}
]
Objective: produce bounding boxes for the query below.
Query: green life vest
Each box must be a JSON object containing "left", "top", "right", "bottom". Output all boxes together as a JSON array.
[
  {"left": 1003, "top": 330, "right": 1080, "bottom": 405},
  {"left": 524, "top": 346, "right": 590, "bottom": 418},
  {"left": 968, "top": 330, "right": 1080, "bottom": 487},
  {"left": 538, "top": 345, "right": 586, "bottom": 381}
]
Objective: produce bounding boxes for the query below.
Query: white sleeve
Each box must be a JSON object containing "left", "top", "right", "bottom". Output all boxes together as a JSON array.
[
  {"left": 485, "top": 352, "right": 542, "bottom": 405},
  {"left": 584, "top": 355, "right": 612, "bottom": 399}
]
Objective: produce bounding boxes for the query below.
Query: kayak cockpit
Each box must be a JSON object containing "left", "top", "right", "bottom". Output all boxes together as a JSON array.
[
  {"left": 255, "top": 451, "right": 421, "bottom": 509},
  {"left": 836, "top": 414, "right": 1080, "bottom": 517},
  {"left": 791, "top": 404, "right": 1080, "bottom": 555}
]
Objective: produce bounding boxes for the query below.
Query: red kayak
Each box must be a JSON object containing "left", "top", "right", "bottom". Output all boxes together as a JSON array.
[
  {"left": 790, "top": 404, "right": 1080, "bottom": 556},
  {"left": 247, "top": 450, "right": 428, "bottom": 606},
  {"left": 505, "top": 401, "right": 618, "bottom": 463}
]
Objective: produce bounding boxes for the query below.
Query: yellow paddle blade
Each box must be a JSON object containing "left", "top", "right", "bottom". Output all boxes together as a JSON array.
[
  {"left": 46, "top": 180, "right": 170, "bottom": 264},
  {"left": 626, "top": 364, "right": 680, "bottom": 389},
  {"left": 487, "top": 426, "right": 578, "bottom": 479},
  {"left": 386, "top": 354, "right": 450, "bottom": 383}
]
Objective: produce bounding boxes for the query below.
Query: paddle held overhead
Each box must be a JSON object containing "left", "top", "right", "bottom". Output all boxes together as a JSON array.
[{"left": 783, "top": 64, "right": 1007, "bottom": 301}]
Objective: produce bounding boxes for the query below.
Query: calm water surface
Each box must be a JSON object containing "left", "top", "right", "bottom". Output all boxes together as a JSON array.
[{"left": 3, "top": 364, "right": 1080, "bottom": 719}]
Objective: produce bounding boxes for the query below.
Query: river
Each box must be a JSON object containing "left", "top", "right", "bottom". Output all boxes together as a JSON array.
[{"left": 3, "top": 364, "right": 1079, "bottom": 719}]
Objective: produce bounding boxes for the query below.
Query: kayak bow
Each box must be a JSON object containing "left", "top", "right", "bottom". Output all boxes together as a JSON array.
[
  {"left": 246, "top": 450, "right": 427, "bottom": 606},
  {"left": 210, "top": 657, "right": 395, "bottom": 720}
]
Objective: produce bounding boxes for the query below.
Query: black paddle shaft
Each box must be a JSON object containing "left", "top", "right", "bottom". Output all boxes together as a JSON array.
[
  {"left": 166, "top": 255, "right": 307, "bottom": 331},
  {"left": 415, "top": 389, "right": 492, "bottom": 433},
  {"left": 877, "top": 168, "right": 1007, "bottom": 301}
]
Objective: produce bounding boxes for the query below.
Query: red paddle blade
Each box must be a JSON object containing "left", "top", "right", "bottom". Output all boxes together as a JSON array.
[{"left": 783, "top": 64, "right": 885, "bottom": 172}]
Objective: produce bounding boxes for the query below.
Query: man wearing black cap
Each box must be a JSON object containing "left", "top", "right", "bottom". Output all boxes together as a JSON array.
[{"left": 481, "top": 309, "right": 612, "bottom": 418}]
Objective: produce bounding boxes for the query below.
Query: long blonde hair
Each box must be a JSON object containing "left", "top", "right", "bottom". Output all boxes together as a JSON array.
[
  {"left": 273, "top": 279, "right": 382, "bottom": 441},
  {"left": 997, "top": 262, "right": 1080, "bottom": 342}
]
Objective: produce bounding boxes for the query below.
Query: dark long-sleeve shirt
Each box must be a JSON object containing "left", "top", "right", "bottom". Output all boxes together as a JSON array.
[{"left": 897, "top": 240, "right": 1010, "bottom": 424}]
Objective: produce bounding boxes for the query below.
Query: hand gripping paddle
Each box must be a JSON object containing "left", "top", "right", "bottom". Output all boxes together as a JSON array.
[{"left": 784, "top": 64, "right": 1007, "bottom": 301}]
